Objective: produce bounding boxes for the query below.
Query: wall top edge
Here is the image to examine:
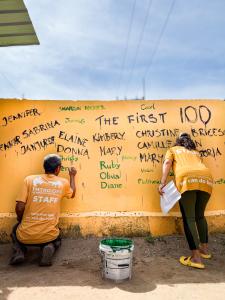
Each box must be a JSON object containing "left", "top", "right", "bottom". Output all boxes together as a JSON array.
[{"left": 0, "top": 98, "right": 224, "bottom": 103}]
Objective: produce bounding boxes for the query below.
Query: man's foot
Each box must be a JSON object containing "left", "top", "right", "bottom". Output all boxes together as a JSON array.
[
  {"left": 9, "top": 249, "right": 25, "bottom": 265},
  {"left": 39, "top": 243, "right": 55, "bottom": 266}
]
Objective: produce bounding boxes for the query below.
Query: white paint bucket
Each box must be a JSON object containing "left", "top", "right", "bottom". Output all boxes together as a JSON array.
[{"left": 99, "top": 238, "right": 134, "bottom": 281}]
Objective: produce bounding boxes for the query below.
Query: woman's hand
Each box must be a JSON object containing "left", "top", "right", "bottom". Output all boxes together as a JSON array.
[
  {"left": 158, "top": 183, "right": 166, "bottom": 195},
  {"left": 158, "top": 159, "right": 173, "bottom": 195}
]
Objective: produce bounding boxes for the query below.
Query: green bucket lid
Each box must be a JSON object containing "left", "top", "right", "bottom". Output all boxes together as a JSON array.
[{"left": 100, "top": 238, "right": 133, "bottom": 250}]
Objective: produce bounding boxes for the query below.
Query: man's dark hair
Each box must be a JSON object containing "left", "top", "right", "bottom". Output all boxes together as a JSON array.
[
  {"left": 43, "top": 154, "right": 61, "bottom": 173},
  {"left": 174, "top": 132, "right": 196, "bottom": 150}
]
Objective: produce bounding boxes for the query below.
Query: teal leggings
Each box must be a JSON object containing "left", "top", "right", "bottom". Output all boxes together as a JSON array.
[{"left": 179, "top": 190, "right": 210, "bottom": 250}]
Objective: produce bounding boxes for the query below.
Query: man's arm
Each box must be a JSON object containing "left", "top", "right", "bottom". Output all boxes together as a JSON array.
[
  {"left": 68, "top": 167, "right": 77, "bottom": 198},
  {"left": 15, "top": 201, "right": 25, "bottom": 222},
  {"left": 15, "top": 177, "right": 28, "bottom": 222}
]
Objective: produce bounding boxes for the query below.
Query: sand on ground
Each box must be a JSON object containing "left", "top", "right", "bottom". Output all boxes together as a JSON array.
[{"left": 0, "top": 234, "right": 225, "bottom": 300}]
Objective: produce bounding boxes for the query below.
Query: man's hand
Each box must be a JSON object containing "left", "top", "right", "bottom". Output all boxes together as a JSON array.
[
  {"left": 68, "top": 167, "right": 77, "bottom": 198},
  {"left": 68, "top": 167, "right": 77, "bottom": 177}
]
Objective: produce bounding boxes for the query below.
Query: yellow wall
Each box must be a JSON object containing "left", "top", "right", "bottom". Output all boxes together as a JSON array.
[{"left": 0, "top": 99, "right": 224, "bottom": 240}]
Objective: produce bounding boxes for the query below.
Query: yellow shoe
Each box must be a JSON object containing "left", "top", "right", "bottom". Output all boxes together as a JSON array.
[
  {"left": 200, "top": 253, "right": 212, "bottom": 259},
  {"left": 179, "top": 256, "right": 205, "bottom": 269}
]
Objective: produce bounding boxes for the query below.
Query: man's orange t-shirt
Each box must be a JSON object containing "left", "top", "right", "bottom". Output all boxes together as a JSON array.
[{"left": 16, "top": 174, "right": 73, "bottom": 244}]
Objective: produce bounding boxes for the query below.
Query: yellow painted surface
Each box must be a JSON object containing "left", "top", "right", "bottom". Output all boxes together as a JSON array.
[{"left": 0, "top": 99, "right": 224, "bottom": 239}]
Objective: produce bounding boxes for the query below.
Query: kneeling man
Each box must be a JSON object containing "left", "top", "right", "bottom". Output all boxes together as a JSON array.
[{"left": 10, "top": 154, "right": 76, "bottom": 266}]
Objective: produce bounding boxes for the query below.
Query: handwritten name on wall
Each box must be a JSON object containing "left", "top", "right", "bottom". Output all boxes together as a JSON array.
[{"left": 0, "top": 100, "right": 224, "bottom": 213}]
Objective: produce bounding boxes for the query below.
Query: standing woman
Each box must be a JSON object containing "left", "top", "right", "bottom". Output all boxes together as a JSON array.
[{"left": 159, "top": 132, "right": 213, "bottom": 269}]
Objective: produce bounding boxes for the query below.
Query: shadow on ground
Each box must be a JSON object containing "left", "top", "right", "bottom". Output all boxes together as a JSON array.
[{"left": 0, "top": 234, "right": 225, "bottom": 299}]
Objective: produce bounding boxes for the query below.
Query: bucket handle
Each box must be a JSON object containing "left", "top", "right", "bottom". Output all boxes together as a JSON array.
[
  {"left": 112, "top": 247, "right": 132, "bottom": 252},
  {"left": 118, "top": 264, "right": 129, "bottom": 267}
]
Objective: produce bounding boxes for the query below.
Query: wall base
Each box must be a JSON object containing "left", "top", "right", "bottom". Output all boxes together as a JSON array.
[{"left": 0, "top": 215, "right": 225, "bottom": 243}]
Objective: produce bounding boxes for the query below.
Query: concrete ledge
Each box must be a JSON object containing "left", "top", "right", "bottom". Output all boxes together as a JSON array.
[{"left": 0, "top": 214, "right": 225, "bottom": 242}]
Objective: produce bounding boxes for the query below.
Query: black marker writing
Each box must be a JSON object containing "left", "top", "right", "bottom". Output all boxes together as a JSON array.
[
  {"left": 2, "top": 108, "right": 41, "bottom": 127},
  {"left": 95, "top": 115, "right": 119, "bottom": 127}
]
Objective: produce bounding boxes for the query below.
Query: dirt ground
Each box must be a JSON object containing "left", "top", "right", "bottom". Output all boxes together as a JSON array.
[{"left": 0, "top": 234, "right": 225, "bottom": 300}]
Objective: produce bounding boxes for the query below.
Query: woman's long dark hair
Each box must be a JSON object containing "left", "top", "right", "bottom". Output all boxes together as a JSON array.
[{"left": 174, "top": 133, "right": 196, "bottom": 150}]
